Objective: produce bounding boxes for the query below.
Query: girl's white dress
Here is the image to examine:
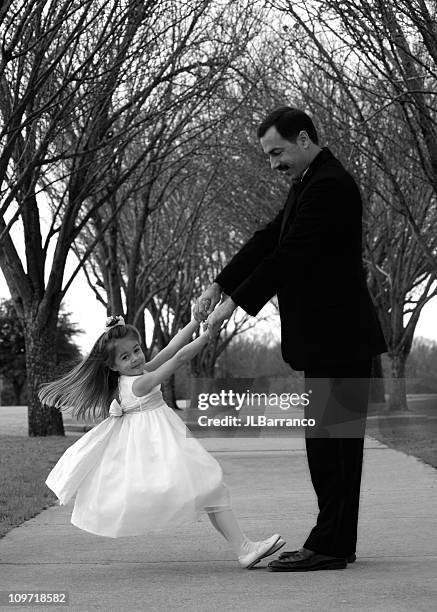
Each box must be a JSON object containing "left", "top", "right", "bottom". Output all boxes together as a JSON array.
[{"left": 46, "top": 375, "right": 230, "bottom": 537}]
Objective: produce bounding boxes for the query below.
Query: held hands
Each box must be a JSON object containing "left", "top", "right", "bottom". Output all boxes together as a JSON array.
[
  {"left": 194, "top": 284, "right": 237, "bottom": 340},
  {"left": 193, "top": 283, "right": 222, "bottom": 322},
  {"left": 205, "top": 297, "right": 237, "bottom": 338}
]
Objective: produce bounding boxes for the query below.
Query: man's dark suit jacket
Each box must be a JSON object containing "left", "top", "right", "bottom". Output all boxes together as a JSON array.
[{"left": 215, "top": 147, "right": 387, "bottom": 370}]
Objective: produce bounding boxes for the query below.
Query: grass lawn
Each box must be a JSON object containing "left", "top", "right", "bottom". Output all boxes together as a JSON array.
[
  {"left": 0, "top": 435, "right": 76, "bottom": 539},
  {"left": 367, "top": 395, "right": 437, "bottom": 470},
  {"left": 367, "top": 417, "right": 437, "bottom": 470}
]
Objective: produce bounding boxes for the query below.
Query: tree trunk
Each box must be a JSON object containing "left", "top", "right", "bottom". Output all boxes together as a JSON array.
[
  {"left": 12, "top": 379, "right": 24, "bottom": 405},
  {"left": 136, "top": 313, "right": 146, "bottom": 350},
  {"left": 388, "top": 352, "right": 408, "bottom": 411},
  {"left": 25, "top": 323, "right": 65, "bottom": 436},
  {"left": 190, "top": 341, "right": 217, "bottom": 378},
  {"left": 161, "top": 374, "right": 178, "bottom": 410},
  {"left": 107, "top": 210, "right": 124, "bottom": 316},
  {"left": 369, "top": 354, "right": 385, "bottom": 403}
]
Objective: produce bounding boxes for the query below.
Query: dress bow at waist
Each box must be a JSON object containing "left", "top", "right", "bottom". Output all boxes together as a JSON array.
[{"left": 109, "top": 391, "right": 164, "bottom": 417}]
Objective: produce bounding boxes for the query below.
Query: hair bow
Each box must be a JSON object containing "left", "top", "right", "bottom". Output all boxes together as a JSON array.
[
  {"left": 109, "top": 398, "right": 123, "bottom": 417},
  {"left": 104, "top": 315, "right": 125, "bottom": 334}
]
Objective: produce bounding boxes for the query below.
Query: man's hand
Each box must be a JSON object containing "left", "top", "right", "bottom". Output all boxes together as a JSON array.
[
  {"left": 193, "top": 283, "right": 222, "bottom": 322},
  {"left": 205, "top": 298, "right": 237, "bottom": 338}
]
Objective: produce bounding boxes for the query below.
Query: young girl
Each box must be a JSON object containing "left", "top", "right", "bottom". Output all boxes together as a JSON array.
[{"left": 40, "top": 315, "right": 285, "bottom": 569}]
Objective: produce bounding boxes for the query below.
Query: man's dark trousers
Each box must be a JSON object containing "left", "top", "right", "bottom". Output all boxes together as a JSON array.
[{"left": 302, "top": 358, "right": 372, "bottom": 558}]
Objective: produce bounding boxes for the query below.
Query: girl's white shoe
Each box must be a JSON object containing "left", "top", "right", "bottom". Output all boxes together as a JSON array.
[{"left": 238, "top": 535, "right": 285, "bottom": 569}]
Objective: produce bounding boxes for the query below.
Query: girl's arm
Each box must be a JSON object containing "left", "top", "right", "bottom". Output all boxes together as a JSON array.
[
  {"left": 145, "top": 320, "right": 200, "bottom": 372},
  {"left": 133, "top": 331, "right": 209, "bottom": 397}
]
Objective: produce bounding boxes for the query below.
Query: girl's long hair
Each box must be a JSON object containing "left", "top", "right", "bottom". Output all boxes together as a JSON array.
[{"left": 39, "top": 323, "right": 141, "bottom": 421}]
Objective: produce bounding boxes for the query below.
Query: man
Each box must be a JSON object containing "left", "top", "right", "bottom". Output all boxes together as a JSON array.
[{"left": 194, "top": 107, "right": 387, "bottom": 571}]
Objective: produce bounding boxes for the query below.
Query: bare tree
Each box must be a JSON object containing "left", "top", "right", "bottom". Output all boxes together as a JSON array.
[
  {"left": 267, "top": 0, "right": 437, "bottom": 274},
  {"left": 0, "top": 0, "right": 268, "bottom": 435},
  {"left": 365, "top": 172, "right": 437, "bottom": 409},
  {"left": 0, "top": 0, "right": 151, "bottom": 435},
  {"left": 297, "top": 71, "right": 437, "bottom": 409},
  {"left": 72, "top": 2, "right": 286, "bottom": 379},
  {"left": 252, "top": 2, "right": 437, "bottom": 408}
]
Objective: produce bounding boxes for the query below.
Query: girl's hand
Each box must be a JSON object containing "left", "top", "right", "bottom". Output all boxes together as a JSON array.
[
  {"left": 201, "top": 321, "right": 217, "bottom": 342},
  {"left": 194, "top": 283, "right": 222, "bottom": 321},
  {"left": 205, "top": 298, "right": 236, "bottom": 337}
]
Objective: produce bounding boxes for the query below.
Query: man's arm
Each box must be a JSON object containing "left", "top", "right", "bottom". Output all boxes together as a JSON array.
[
  {"left": 228, "top": 177, "right": 354, "bottom": 316},
  {"left": 193, "top": 205, "right": 285, "bottom": 322},
  {"left": 214, "top": 205, "right": 284, "bottom": 295}
]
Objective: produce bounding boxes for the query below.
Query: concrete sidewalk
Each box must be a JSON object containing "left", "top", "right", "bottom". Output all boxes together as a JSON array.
[{"left": 1, "top": 430, "right": 436, "bottom": 612}]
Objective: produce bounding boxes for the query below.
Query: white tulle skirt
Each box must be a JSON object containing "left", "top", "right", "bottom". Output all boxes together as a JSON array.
[{"left": 46, "top": 401, "right": 230, "bottom": 538}]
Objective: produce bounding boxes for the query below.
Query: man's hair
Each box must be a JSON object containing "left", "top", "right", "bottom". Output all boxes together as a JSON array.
[{"left": 257, "top": 106, "right": 319, "bottom": 144}]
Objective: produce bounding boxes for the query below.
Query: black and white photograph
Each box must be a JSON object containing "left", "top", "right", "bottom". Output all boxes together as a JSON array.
[{"left": 0, "top": 1, "right": 436, "bottom": 610}]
